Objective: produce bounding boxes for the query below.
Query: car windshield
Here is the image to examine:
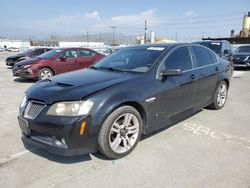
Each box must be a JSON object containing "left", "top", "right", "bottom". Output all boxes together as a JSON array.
[
  {"left": 93, "top": 47, "right": 166, "bottom": 73},
  {"left": 235, "top": 46, "right": 250, "bottom": 53},
  {"left": 196, "top": 42, "right": 221, "bottom": 55},
  {"left": 19, "top": 49, "right": 33, "bottom": 55},
  {"left": 38, "top": 49, "right": 62, "bottom": 59}
]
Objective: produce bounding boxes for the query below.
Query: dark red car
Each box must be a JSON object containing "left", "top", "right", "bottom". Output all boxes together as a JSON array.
[{"left": 13, "top": 48, "right": 105, "bottom": 80}]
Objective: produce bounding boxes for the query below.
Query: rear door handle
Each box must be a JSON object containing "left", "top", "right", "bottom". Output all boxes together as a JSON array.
[
  {"left": 215, "top": 67, "right": 219, "bottom": 71},
  {"left": 190, "top": 74, "right": 196, "bottom": 80}
]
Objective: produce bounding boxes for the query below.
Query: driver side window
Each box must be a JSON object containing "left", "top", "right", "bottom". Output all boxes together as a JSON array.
[{"left": 164, "top": 46, "right": 192, "bottom": 71}]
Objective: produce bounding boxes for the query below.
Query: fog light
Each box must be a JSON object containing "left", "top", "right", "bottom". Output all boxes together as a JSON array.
[{"left": 53, "top": 137, "right": 68, "bottom": 149}]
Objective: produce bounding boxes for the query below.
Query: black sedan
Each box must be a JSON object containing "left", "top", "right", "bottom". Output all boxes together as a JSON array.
[
  {"left": 233, "top": 45, "right": 250, "bottom": 68},
  {"left": 18, "top": 43, "right": 231, "bottom": 159},
  {"left": 5, "top": 48, "right": 52, "bottom": 66}
]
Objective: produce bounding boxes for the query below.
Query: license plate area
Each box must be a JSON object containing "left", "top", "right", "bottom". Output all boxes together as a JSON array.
[{"left": 18, "top": 117, "right": 31, "bottom": 136}]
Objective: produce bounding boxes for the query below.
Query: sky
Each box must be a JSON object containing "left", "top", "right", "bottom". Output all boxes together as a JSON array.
[{"left": 0, "top": 0, "right": 249, "bottom": 42}]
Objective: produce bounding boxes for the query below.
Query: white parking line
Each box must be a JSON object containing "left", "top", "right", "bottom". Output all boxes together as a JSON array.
[
  {"left": 0, "top": 148, "right": 36, "bottom": 166},
  {"left": 233, "top": 71, "right": 246, "bottom": 77}
]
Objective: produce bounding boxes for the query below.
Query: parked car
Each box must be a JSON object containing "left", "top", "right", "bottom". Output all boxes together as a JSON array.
[
  {"left": 101, "top": 48, "right": 116, "bottom": 56},
  {"left": 6, "top": 48, "right": 52, "bottom": 66},
  {"left": 6, "top": 47, "right": 20, "bottom": 52},
  {"left": 232, "top": 45, "right": 250, "bottom": 69},
  {"left": 13, "top": 48, "right": 105, "bottom": 80},
  {"left": 18, "top": 43, "right": 231, "bottom": 159},
  {"left": 193, "top": 40, "right": 234, "bottom": 75}
]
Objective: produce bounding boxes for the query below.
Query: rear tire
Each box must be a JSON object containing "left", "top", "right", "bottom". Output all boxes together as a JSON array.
[
  {"left": 98, "top": 106, "right": 142, "bottom": 159},
  {"left": 209, "top": 81, "right": 228, "bottom": 110},
  {"left": 38, "top": 68, "right": 53, "bottom": 80}
]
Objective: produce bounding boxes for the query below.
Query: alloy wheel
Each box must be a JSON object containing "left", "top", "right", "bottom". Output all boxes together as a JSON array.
[
  {"left": 40, "top": 70, "right": 52, "bottom": 80},
  {"left": 217, "top": 83, "right": 227, "bottom": 107},
  {"left": 109, "top": 113, "right": 140, "bottom": 154}
]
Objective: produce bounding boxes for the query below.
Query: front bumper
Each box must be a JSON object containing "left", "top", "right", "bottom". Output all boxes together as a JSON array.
[
  {"left": 233, "top": 57, "right": 250, "bottom": 68},
  {"left": 18, "top": 112, "right": 100, "bottom": 156},
  {"left": 13, "top": 67, "right": 34, "bottom": 78},
  {"left": 233, "top": 62, "right": 250, "bottom": 68},
  {"left": 6, "top": 59, "right": 15, "bottom": 66}
]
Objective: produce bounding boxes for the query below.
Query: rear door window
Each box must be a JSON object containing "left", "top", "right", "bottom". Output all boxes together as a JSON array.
[
  {"left": 164, "top": 46, "right": 192, "bottom": 71},
  {"left": 79, "top": 49, "right": 95, "bottom": 57},
  {"left": 192, "top": 46, "right": 213, "bottom": 67}
]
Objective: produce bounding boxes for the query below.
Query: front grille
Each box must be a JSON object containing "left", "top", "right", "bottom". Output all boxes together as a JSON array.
[
  {"left": 233, "top": 55, "right": 248, "bottom": 62},
  {"left": 31, "top": 132, "right": 53, "bottom": 145},
  {"left": 24, "top": 101, "right": 46, "bottom": 119}
]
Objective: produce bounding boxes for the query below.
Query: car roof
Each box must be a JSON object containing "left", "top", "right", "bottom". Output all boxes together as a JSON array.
[
  {"left": 126, "top": 43, "right": 190, "bottom": 49},
  {"left": 52, "top": 47, "right": 96, "bottom": 51}
]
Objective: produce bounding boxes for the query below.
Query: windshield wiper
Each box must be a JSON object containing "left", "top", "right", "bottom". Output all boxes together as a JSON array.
[{"left": 97, "top": 66, "right": 126, "bottom": 72}]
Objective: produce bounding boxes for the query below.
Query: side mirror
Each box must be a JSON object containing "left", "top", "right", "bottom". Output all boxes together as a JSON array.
[
  {"left": 224, "top": 49, "right": 230, "bottom": 54},
  {"left": 59, "top": 56, "right": 67, "bottom": 61},
  {"left": 160, "top": 69, "right": 182, "bottom": 81}
]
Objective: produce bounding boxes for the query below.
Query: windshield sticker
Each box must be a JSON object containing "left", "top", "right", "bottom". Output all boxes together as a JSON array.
[
  {"left": 147, "top": 47, "right": 165, "bottom": 51},
  {"left": 211, "top": 43, "right": 220, "bottom": 45}
]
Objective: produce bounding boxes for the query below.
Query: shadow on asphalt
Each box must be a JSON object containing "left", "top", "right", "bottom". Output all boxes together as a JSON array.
[
  {"left": 22, "top": 109, "right": 204, "bottom": 163},
  {"left": 13, "top": 77, "right": 36, "bottom": 83},
  {"left": 234, "top": 67, "right": 249, "bottom": 71},
  {"left": 140, "top": 109, "right": 202, "bottom": 141}
]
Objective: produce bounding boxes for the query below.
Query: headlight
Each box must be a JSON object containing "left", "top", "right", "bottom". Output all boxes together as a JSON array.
[
  {"left": 47, "top": 100, "right": 94, "bottom": 116},
  {"left": 24, "top": 64, "right": 32, "bottom": 69},
  {"left": 20, "top": 96, "right": 27, "bottom": 108}
]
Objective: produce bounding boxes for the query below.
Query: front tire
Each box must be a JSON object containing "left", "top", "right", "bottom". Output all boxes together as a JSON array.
[
  {"left": 209, "top": 81, "right": 228, "bottom": 110},
  {"left": 38, "top": 68, "right": 53, "bottom": 80},
  {"left": 98, "top": 106, "right": 143, "bottom": 159}
]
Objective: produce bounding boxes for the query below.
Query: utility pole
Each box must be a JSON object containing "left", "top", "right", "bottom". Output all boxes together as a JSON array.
[
  {"left": 110, "top": 26, "right": 116, "bottom": 46},
  {"left": 144, "top": 20, "right": 147, "bottom": 44},
  {"left": 86, "top": 29, "right": 89, "bottom": 47}
]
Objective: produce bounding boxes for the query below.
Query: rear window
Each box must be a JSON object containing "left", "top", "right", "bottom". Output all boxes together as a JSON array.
[
  {"left": 79, "top": 49, "right": 95, "bottom": 57},
  {"left": 235, "top": 46, "right": 250, "bottom": 53},
  {"left": 195, "top": 42, "right": 221, "bottom": 55}
]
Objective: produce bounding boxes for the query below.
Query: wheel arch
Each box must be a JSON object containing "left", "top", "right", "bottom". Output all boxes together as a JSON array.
[
  {"left": 39, "top": 66, "right": 55, "bottom": 75},
  {"left": 223, "top": 78, "right": 230, "bottom": 88},
  {"left": 116, "top": 101, "right": 147, "bottom": 127}
]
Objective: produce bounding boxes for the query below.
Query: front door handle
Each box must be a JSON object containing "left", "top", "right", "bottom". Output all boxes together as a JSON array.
[{"left": 190, "top": 74, "right": 196, "bottom": 80}]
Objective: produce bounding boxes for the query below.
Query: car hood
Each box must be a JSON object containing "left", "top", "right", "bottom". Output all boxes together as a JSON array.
[
  {"left": 15, "top": 58, "right": 40, "bottom": 66},
  {"left": 234, "top": 52, "right": 250, "bottom": 56},
  {"left": 26, "top": 68, "right": 139, "bottom": 104}
]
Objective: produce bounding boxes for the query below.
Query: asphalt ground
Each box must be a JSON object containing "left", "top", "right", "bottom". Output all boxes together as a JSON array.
[{"left": 0, "top": 51, "right": 249, "bottom": 188}]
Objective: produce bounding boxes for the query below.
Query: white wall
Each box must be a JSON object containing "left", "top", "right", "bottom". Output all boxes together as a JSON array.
[
  {"left": 0, "top": 40, "right": 30, "bottom": 48},
  {"left": 59, "top": 42, "right": 105, "bottom": 48}
]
